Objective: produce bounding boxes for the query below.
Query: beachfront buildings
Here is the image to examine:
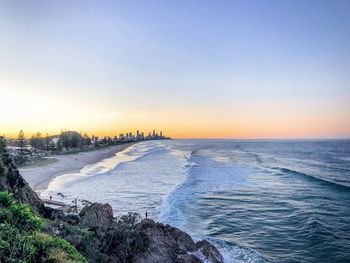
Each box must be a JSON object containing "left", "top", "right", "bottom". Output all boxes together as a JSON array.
[{"left": 115, "top": 130, "right": 168, "bottom": 143}]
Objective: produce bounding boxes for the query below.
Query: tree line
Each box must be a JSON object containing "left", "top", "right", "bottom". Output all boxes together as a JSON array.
[{"left": 15, "top": 130, "right": 92, "bottom": 152}]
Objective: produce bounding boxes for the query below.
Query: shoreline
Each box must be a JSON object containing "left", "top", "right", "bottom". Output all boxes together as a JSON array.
[{"left": 19, "top": 143, "right": 135, "bottom": 192}]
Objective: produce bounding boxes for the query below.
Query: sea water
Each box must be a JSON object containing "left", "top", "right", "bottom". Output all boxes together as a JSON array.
[{"left": 43, "top": 140, "right": 350, "bottom": 262}]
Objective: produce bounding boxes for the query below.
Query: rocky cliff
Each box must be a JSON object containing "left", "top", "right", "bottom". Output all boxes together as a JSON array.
[
  {"left": 134, "top": 219, "right": 224, "bottom": 263},
  {"left": 0, "top": 144, "right": 46, "bottom": 215}
]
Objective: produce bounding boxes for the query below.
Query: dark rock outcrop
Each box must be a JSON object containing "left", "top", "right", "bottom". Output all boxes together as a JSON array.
[
  {"left": 175, "top": 254, "right": 203, "bottom": 263},
  {"left": 194, "top": 240, "right": 224, "bottom": 263},
  {"left": 133, "top": 219, "right": 224, "bottom": 263},
  {"left": 79, "top": 202, "right": 114, "bottom": 228}
]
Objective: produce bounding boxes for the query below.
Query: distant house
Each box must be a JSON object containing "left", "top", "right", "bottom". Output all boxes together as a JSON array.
[
  {"left": 50, "top": 137, "right": 59, "bottom": 146},
  {"left": 6, "top": 145, "right": 33, "bottom": 156}
]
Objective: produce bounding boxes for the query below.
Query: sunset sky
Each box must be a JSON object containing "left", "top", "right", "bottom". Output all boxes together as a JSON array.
[{"left": 0, "top": 0, "right": 349, "bottom": 139}]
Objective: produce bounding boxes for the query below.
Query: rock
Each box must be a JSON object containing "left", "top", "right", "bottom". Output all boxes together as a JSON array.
[
  {"left": 133, "top": 219, "right": 224, "bottom": 263},
  {"left": 57, "top": 192, "right": 65, "bottom": 197},
  {"left": 79, "top": 203, "right": 114, "bottom": 228},
  {"left": 193, "top": 240, "right": 224, "bottom": 263},
  {"left": 42, "top": 206, "right": 66, "bottom": 221},
  {"left": 65, "top": 213, "right": 81, "bottom": 225},
  {"left": 169, "top": 226, "right": 196, "bottom": 252},
  {"left": 133, "top": 219, "right": 179, "bottom": 263},
  {"left": 175, "top": 254, "right": 203, "bottom": 263}
]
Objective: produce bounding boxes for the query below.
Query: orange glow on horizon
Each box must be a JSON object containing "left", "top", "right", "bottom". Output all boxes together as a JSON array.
[{"left": 1, "top": 91, "right": 349, "bottom": 140}]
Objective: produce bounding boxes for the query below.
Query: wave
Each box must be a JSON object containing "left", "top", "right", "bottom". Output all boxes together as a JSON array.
[
  {"left": 207, "top": 238, "right": 270, "bottom": 263},
  {"left": 156, "top": 150, "right": 270, "bottom": 263},
  {"left": 272, "top": 167, "right": 350, "bottom": 190},
  {"left": 156, "top": 149, "right": 195, "bottom": 227}
]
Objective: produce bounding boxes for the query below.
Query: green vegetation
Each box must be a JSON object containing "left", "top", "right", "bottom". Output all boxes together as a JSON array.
[
  {"left": 12, "top": 130, "right": 28, "bottom": 164},
  {"left": 52, "top": 212, "right": 148, "bottom": 263},
  {"left": 0, "top": 191, "right": 86, "bottom": 262},
  {"left": 58, "top": 131, "right": 90, "bottom": 149},
  {"left": 29, "top": 132, "right": 44, "bottom": 149}
]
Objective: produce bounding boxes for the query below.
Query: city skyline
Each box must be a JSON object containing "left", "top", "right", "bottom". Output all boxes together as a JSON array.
[
  {"left": 1, "top": 1, "right": 349, "bottom": 139},
  {"left": 2, "top": 128, "right": 168, "bottom": 140}
]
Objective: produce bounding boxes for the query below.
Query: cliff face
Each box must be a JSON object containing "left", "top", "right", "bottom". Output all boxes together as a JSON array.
[
  {"left": 0, "top": 147, "right": 46, "bottom": 215},
  {"left": 0, "top": 141, "right": 225, "bottom": 263}
]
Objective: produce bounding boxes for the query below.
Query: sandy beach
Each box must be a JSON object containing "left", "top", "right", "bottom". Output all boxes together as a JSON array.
[{"left": 19, "top": 143, "right": 135, "bottom": 192}]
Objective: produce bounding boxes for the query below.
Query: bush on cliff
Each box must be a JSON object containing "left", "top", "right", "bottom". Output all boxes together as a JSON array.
[
  {"left": 0, "top": 191, "right": 86, "bottom": 262},
  {"left": 48, "top": 211, "right": 149, "bottom": 263}
]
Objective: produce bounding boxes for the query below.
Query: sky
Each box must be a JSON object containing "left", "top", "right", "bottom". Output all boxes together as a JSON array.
[{"left": 0, "top": 0, "right": 349, "bottom": 139}]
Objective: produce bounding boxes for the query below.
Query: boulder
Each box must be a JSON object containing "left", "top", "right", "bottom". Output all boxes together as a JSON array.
[
  {"left": 133, "top": 219, "right": 224, "bottom": 263},
  {"left": 79, "top": 203, "right": 114, "bottom": 228},
  {"left": 175, "top": 254, "right": 203, "bottom": 263},
  {"left": 168, "top": 226, "right": 196, "bottom": 252},
  {"left": 133, "top": 219, "right": 179, "bottom": 263},
  {"left": 193, "top": 240, "right": 224, "bottom": 263}
]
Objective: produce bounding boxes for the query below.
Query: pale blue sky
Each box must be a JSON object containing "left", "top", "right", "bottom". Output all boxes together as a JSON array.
[{"left": 0, "top": 0, "right": 349, "bottom": 138}]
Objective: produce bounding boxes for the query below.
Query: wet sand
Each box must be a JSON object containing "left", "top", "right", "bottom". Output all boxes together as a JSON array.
[{"left": 19, "top": 143, "right": 135, "bottom": 191}]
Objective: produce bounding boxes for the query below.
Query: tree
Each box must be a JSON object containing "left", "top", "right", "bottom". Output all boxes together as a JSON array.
[
  {"left": 17, "top": 130, "right": 26, "bottom": 157},
  {"left": 35, "top": 132, "right": 44, "bottom": 149},
  {"left": 58, "top": 131, "right": 84, "bottom": 149},
  {"left": 45, "top": 133, "right": 50, "bottom": 151},
  {"left": 29, "top": 132, "right": 44, "bottom": 150},
  {"left": 83, "top": 133, "right": 91, "bottom": 146},
  {"left": 30, "top": 134, "right": 38, "bottom": 149}
]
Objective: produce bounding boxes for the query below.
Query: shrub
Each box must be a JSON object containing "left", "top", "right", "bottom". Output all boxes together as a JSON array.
[
  {"left": 0, "top": 223, "right": 37, "bottom": 262},
  {"left": 75, "top": 212, "right": 148, "bottom": 262},
  {"left": 33, "top": 232, "right": 86, "bottom": 262},
  {"left": 0, "top": 224, "right": 86, "bottom": 263},
  {"left": 9, "top": 203, "right": 44, "bottom": 231},
  {"left": 0, "top": 191, "right": 13, "bottom": 207},
  {"left": 0, "top": 191, "right": 87, "bottom": 262},
  {"left": 0, "top": 192, "right": 44, "bottom": 231}
]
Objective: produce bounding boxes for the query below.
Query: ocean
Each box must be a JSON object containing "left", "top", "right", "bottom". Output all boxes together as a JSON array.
[{"left": 42, "top": 140, "right": 350, "bottom": 262}]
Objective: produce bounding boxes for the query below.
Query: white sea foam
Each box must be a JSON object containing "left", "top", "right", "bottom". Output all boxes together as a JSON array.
[
  {"left": 156, "top": 147, "right": 193, "bottom": 227},
  {"left": 43, "top": 141, "right": 167, "bottom": 199}
]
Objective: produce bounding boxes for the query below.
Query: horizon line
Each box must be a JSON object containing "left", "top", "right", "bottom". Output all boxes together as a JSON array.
[{"left": 172, "top": 137, "right": 350, "bottom": 140}]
